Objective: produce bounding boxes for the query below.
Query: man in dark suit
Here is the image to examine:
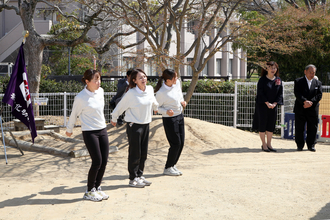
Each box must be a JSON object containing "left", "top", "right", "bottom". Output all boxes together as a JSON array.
[
  {"left": 110, "top": 69, "right": 132, "bottom": 125},
  {"left": 294, "top": 64, "right": 322, "bottom": 152}
]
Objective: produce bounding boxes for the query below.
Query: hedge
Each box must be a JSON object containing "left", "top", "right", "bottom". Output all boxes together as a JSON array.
[{"left": 0, "top": 76, "right": 243, "bottom": 94}]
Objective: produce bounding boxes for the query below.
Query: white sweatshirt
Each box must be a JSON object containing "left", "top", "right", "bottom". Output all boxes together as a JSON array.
[
  {"left": 155, "top": 79, "right": 185, "bottom": 117},
  {"left": 111, "top": 85, "right": 159, "bottom": 124},
  {"left": 66, "top": 87, "right": 106, "bottom": 133}
]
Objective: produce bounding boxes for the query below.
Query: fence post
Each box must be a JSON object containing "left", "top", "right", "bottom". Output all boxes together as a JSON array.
[
  {"left": 234, "top": 81, "right": 238, "bottom": 128},
  {"left": 281, "top": 105, "right": 285, "bottom": 138},
  {"left": 64, "top": 92, "right": 67, "bottom": 127}
]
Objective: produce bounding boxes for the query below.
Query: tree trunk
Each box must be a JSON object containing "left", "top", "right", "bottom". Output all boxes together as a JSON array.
[
  {"left": 25, "top": 38, "right": 44, "bottom": 94},
  {"left": 184, "top": 71, "right": 199, "bottom": 103},
  {"left": 20, "top": 0, "right": 44, "bottom": 94}
]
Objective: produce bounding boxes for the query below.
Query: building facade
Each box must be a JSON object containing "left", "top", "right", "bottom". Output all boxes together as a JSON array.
[{"left": 0, "top": 1, "right": 247, "bottom": 79}]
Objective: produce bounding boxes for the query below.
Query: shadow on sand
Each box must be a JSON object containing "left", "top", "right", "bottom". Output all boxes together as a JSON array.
[
  {"left": 202, "top": 147, "right": 298, "bottom": 155},
  {"left": 310, "top": 202, "right": 330, "bottom": 220}
]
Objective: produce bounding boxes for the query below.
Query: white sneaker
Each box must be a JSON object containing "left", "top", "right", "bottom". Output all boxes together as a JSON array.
[
  {"left": 83, "top": 187, "right": 103, "bottom": 202},
  {"left": 129, "top": 177, "right": 146, "bottom": 188},
  {"left": 140, "top": 176, "right": 152, "bottom": 186},
  {"left": 173, "top": 165, "right": 183, "bottom": 175},
  {"left": 163, "top": 167, "right": 180, "bottom": 176},
  {"left": 97, "top": 186, "right": 109, "bottom": 200}
]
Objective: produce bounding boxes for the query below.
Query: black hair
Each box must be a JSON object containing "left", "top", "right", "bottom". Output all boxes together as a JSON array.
[
  {"left": 81, "top": 69, "right": 100, "bottom": 84},
  {"left": 261, "top": 61, "right": 279, "bottom": 77},
  {"left": 126, "top": 68, "right": 133, "bottom": 77},
  {"left": 154, "top": 69, "right": 177, "bottom": 93},
  {"left": 128, "top": 68, "right": 147, "bottom": 88}
]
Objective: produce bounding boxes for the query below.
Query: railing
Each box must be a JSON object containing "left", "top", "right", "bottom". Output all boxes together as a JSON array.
[{"left": 233, "top": 81, "right": 295, "bottom": 136}]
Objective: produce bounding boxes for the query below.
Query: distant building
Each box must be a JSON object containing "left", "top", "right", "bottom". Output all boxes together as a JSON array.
[
  {"left": 0, "top": 1, "right": 247, "bottom": 79},
  {"left": 0, "top": 62, "right": 13, "bottom": 76}
]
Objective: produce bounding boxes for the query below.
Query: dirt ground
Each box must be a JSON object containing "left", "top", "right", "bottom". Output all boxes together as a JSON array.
[{"left": 0, "top": 116, "right": 330, "bottom": 220}]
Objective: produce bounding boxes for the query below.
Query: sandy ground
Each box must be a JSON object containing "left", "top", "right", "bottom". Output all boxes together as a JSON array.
[{"left": 0, "top": 116, "right": 330, "bottom": 220}]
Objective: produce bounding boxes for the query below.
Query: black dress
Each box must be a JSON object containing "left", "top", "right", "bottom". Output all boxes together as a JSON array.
[{"left": 252, "top": 75, "right": 283, "bottom": 132}]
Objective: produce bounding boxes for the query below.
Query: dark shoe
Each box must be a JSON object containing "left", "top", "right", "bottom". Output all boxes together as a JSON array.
[
  {"left": 268, "top": 147, "right": 277, "bottom": 152},
  {"left": 308, "top": 147, "right": 316, "bottom": 152},
  {"left": 297, "top": 148, "right": 303, "bottom": 151},
  {"left": 261, "top": 145, "right": 270, "bottom": 152}
]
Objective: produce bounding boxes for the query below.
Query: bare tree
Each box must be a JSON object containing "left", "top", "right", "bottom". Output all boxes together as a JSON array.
[
  {"left": 104, "top": 0, "right": 251, "bottom": 102},
  {"left": 0, "top": 0, "right": 138, "bottom": 93}
]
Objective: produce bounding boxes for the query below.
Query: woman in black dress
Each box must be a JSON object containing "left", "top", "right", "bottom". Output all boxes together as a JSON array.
[{"left": 254, "top": 61, "right": 283, "bottom": 152}]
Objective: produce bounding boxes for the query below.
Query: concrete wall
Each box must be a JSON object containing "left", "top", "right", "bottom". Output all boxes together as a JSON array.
[{"left": 0, "top": 20, "right": 52, "bottom": 62}]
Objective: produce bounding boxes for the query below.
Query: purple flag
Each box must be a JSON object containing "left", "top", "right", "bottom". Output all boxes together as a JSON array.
[{"left": 2, "top": 43, "right": 37, "bottom": 142}]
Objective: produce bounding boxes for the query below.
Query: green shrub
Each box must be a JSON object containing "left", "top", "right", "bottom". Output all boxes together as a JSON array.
[
  {"left": 181, "top": 79, "right": 235, "bottom": 93},
  {"left": 0, "top": 76, "right": 10, "bottom": 93},
  {"left": 101, "top": 81, "right": 119, "bottom": 92},
  {"left": 1, "top": 77, "right": 239, "bottom": 94},
  {"left": 39, "top": 79, "right": 119, "bottom": 93},
  {"left": 149, "top": 79, "right": 236, "bottom": 93}
]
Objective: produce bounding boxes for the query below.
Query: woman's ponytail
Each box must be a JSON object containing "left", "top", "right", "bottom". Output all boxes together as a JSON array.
[{"left": 154, "top": 76, "right": 163, "bottom": 93}]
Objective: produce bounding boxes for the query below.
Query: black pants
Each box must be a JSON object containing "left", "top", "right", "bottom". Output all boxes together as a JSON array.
[
  {"left": 295, "top": 112, "right": 318, "bottom": 149},
  {"left": 162, "top": 114, "right": 185, "bottom": 169},
  {"left": 126, "top": 123, "right": 149, "bottom": 180},
  {"left": 82, "top": 128, "right": 109, "bottom": 191}
]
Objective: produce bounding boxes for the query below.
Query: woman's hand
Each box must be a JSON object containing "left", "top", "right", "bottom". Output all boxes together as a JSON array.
[
  {"left": 166, "top": 109, "right": 174, "bottom": 116},
  {"left": 265, "top": 102, "right": 277, "bottom": 109},
  {"left": 111, "top": 120, "right": 117, "bottom": 127},
  {"left": 181, "top": 101, "right": 187, "bottom": 108},
  {"left": 265, "top": 102, "right": 274, "bottom": 109},
  {"left": 65, "top": 131, "right": 72, "bottom": 137}
]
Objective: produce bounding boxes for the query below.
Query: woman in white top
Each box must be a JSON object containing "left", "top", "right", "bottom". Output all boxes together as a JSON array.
[
  {"left": 66, "top": 69, "right": 109, "bottom": 202},
  {"left": 111, "top": 69, "right": 158, "bottom": 188},
  {"left": 155, "top": 69, "right": 187, "bottom": 176}
]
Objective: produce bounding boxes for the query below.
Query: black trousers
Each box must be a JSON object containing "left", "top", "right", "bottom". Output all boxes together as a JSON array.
[
  {"left": 162, "top": 114, "right": 185, "bottom": 169},
  {"left": 126, "top": 123, "right": 149, "bottom": 180},
  {"left": 82, "top": 128, "right": 109, "bottom": 191},
  {"left": 295, "top": 112, "right": 318, "bottom": 149}
]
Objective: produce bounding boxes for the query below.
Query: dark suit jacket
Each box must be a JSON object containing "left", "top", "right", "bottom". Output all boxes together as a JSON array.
[
  {"left": 293, "top": 76, "right": 322, "bottom": 117},
  {"left": 110, "top": 78, "right": 128, "bottom": 109}
]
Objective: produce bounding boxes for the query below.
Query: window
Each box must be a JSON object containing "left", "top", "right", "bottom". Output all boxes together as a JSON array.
[
  {"left": 148, "top": 60, "right": 155, "bottom": 76},
  {"left": 187, "top": 58, "right": 208, "bottom": 76},
  {"left": 187, "top": 21, "right": 195, "bottom": 33},
  {"left": 216, "top": 59, "right": 221, "bottom": 76},
  {"left": 228, "top": 59, "right": 233, "bottom": 76},
  {"left": 123, "top": 57, "right": 136, "bottom": 70},
  {"left": 187, "top": 58, "right": 193, "bottom": 76},
  {"left": 148, "top": 58, "right": 161, "bottom": 76},
  {"left": 201, "top": 60, "right": 208, "bottom": 76}
]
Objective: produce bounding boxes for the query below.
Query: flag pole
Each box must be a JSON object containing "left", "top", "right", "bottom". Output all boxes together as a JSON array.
[
  {"left": 0, "top": 30, "right": 28, "bottom": 165},
  {"left": 0, "top": 114, "right": 7, "bottom": 164},
  {"left": 2, "top": 29, "right": 37, "bottom": 155},
  {"left": 0, "top": 103, "right": 24, "bottom": 157},
  {"left": 0, "top": 105, "right": 24, "bottom": 165}
]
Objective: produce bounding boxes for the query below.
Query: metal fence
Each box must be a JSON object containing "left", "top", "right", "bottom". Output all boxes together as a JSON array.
[
  {"left": 233, "top": 81, "right": 296, "bottom": 135},
  {"left": 183, "top": 93, "right": 235, "bottom": 126},
  {"left": 0, "top": 82, "right": 329, "bottom": 137},
  {"left": 0, "top": 92, "right": 117, "bottom": 130}
]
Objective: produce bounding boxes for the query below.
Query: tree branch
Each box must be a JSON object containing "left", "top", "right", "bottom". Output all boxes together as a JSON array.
[{"left": 0, "top": 1, "right": 19, "bottom": 14}]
